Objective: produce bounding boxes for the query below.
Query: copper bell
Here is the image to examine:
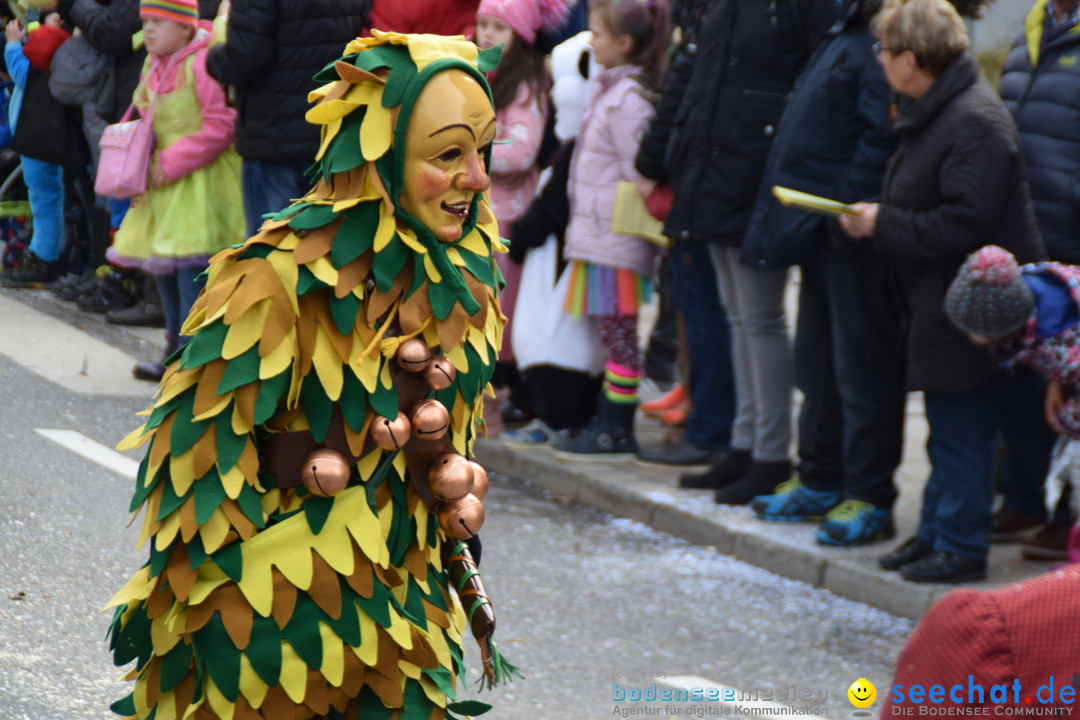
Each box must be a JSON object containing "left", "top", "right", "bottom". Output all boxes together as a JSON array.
[
  {"left": 411, "top": 399, "right": 450, "bottom": 440},
  {"left": 370, "top": 412, "right": 412, "bottom": 450},
  {"left": 300, "top": 448, "right": 351, "bottom": 497},
  {"left": 396, "top": 338, "right": 432, "bottom": 373},
  {"left": 437, "top": 493, "right": 485, "bottom": 539},
  {"left": 428, "top": 453, "right": 475, "bottom": 503},
  {"left": 466, "top": 460, "right": 489, "bottom": 500},
  {"left": 422, "top": 355, "right": 456, "bottom": 390}
]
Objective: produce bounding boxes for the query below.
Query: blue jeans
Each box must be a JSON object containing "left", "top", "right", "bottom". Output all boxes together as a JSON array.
[
  {"left": 22, "top": 156, "right": 64, "bottom": 263},
  {"left": 157, "top": 265, "right": 206, "bottom": 340},
  {"left": 794, "top": 246, "right": 906, "bottom": 508},
  {"left": 242, "top": 160, "right": 311, "bottom": 237},
  {"left": 921, "top": 372, "right": 1050, "bottom": 559},
  {"left": 669, "top": 240, "right": 734, "bottom": 450}
]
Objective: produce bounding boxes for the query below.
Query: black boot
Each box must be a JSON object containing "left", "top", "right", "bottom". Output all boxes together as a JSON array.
[
  {"left": 713, "top": 460, "right": 791, "bottom": 505},
  {"left": 679, "top": 448, "right": 752, "bottom": 489},
  {"left": 553, "top": 395, "right": 638, "bottom": 457},
  {"left": 133, "top": 333, "right": 180, "bottom": 382}
]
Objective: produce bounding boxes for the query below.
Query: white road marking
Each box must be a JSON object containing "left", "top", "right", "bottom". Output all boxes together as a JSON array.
[
  {"left": 35, "top": 429, "right": 139, "bottom": 480},
  {"left": 654, "top": 676, "right": 833, "bottom": 720},
  {"left": 0, "top": 293, "right": 156, "bottom": 396}
]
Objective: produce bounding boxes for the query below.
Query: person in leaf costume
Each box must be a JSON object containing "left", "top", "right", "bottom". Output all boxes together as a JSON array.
[{"left": 105, "top": 31, "right": 518, "bottom": 720}]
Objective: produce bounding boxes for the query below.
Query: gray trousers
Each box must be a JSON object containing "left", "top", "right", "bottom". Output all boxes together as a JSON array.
[{"left": 708, "top": 245, "right": 792, "bottom": 463}]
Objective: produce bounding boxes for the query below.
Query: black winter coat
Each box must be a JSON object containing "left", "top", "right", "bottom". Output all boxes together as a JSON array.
[
  {"left": 872, "top": 55, "right": 1046, "bottom": 394},
  {"left": 742, "top": 12, "right": 893, "bottom": 268},
  {"left": 206, "top": 0, "right": 371, "bottom": 164},
  {"left": 61, "top": 0, "right": 217, "bottom": 124},
  {"left": 999, "top": 11, "right": 1080, "bottom": 263},
  {"left": 661, "top": 0, "right": 836, "bottom": 247}
]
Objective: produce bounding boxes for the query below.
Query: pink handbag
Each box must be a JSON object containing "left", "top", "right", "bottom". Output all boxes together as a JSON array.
[
  {"left": 94, "top": 102, "right": 155, "bottom": 199},
  {"left": 94, "top": 53, "right": 182, "bottom": 199}
]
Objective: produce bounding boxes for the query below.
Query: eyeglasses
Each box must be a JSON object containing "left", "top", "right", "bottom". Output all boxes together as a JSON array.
[{"left": 872, "top": 41, "right": 896, "bottom": 55}]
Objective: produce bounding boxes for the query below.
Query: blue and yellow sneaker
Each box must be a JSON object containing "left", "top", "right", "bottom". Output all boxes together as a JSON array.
[
  {"left": 751, "top": 477, "right": 843, "bottom": 522},
  {"left": 816, "top": 499, "right": 895, "bottom": 546}
]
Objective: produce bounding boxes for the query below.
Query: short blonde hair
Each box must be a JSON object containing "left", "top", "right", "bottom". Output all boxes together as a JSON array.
[{"left": 873, "top": 0, "right": 969, "bottom": 75}]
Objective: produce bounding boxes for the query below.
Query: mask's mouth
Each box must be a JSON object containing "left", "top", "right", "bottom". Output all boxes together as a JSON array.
[{"left": 442, "top": 200, "right": 470, "bottom": 219}]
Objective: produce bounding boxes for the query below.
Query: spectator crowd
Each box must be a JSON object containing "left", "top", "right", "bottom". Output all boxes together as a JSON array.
[{"left": 2, "top": 0, "right": 1080, "bottom": 587}]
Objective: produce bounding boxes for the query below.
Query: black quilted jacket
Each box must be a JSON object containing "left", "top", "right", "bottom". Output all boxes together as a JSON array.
[
  {"left": 872, "top": 54, "right": 1046, "bottom": 394},
  {"left": 206, "top": 0, "right": 371, "bottom": 164}
]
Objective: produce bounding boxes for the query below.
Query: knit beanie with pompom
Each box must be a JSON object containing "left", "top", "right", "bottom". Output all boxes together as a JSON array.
[
  {"left": 476, "top": 0, "right": 570, "bottom": 44},
  {"left": 944, "top": 245, "right": 1035, "bottom": 339}
]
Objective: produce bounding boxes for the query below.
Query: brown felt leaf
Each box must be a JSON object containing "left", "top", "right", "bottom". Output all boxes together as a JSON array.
[
  {"left": 218, "top": 585, "right": 255, "bottom": 650},
  {"left": 145, "top": 583, "right": 175, "bottom": 620},
  {"left": 192, "top": 425, "right": 217, "bottom": 480},
  {"left": 296, "top": 294, "right": 322, "bottom": 377},
  {"left": 364, "top": 658, "right": 404, "bottom": 708},
  {"left": 221, "top": 500, "right": 257, "bottom": 541},
  {"left": 335, "top": 61, "right": 386, "bottom": 85},
  {"left": 340, "top": 648, "right": 366, "bottom": 697},
  {"left": 336, "top": 258, "right": 369, "bottom": 300},
  {"left": 164, "top": 544, "right": 196, "bottom": 602},
  {"left": 270, "top": 567, "right": 298, "bottom": 629},
  {"left": 233, "top": 382, "right": 259, "bottom": 431},
  {"left": 464, "top": 274, "right": 491, "bottom": 329},
  {"left": 192, "top": 360, "right": 227, "bottom": 417},
  {"left": 343, "top": 545, "right": 374, "bottom": 599},
  {"left": 402, "top": 545, "right": 427, "bottom": 583},
  {"left": 294, "top": 221, "right": 340, "bottom": 265},
  {"left": 422, "top": 599, "right": 450, "bottom": 630},
  {"left": 311, "top": 178, "right": 334, "bottom": 201},
  {"left": 304, "top": 668, "right": 332, "bottom": 715},
  {"left": 150, "top": 413, "right": 176, "bottom": 469},
  {"left": 144, "top": 653, "right": 163, "bottom": 709},
  {"left": 365, "top": 277, "right": 405, "bottom": 325},
  {"left": 258, "top": 684, "right": 296, "bottom": 720},
  {"left": 401, "top": 628, "right": 439, "bottom": 669},
  {"left": 178, "top": 496, "right": 199, "bottom": 544},
  {"left": 223, "top": 276, "right": 270, "bottom": 326},
  {"left": 437, "top": 304, "right": 468, "bottom": 354},
  {"left": 258, "top": 289, "right": 297, "bottom": 359},
  {"left": 307, "top": 551, "right": 343, "bottom": 620},
  {"left": 398, "top": 283, "right": 432, "bottom": 336}
]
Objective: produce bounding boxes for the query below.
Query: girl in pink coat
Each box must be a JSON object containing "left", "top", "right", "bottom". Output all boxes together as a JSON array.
[
  {"left": 474, "top": 0, "right": 569, "bottom": 434},
  {"left": 554, "top": 0, "right": 670, "bottom": 456},
  {"left": 108, "top": 0, "right": 245, "bottom": 381}
]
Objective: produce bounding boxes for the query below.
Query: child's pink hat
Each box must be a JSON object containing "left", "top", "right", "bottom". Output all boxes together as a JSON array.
[
  {"left": 139, "top": 0, "right": 199, "bottom": 28},
  {"left": 477, "top": 0, "right": 570, "bottom": 44}
]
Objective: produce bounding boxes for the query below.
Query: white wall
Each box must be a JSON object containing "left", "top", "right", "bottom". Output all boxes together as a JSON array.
[{"left": 969, "top": 0, "right": 1033, "bottom": 50}]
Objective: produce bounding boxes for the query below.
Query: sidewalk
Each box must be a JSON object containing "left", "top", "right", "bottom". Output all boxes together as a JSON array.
[{"left": 474, "top": 394, "right": 1056, "bottom": 621}]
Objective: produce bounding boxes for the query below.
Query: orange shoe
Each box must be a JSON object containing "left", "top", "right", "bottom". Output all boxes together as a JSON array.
[
  {"left": 658, "top": 403, "right": 688, "bottom": 428},
  {"left": 641, "top": 384, "right": 687, "bottom": 416}
]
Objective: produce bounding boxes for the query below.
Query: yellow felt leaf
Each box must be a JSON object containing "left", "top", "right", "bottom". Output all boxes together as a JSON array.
[
  {"left": 267, "top": 250, "right": 300, "bottom": 315},
  {"left": 155, "top": 510, "right": 182, "bottom": 551},
  {"left": 404, "top": 33, "right": 478, "bottom": 71},
  {"left": 238, "top": 653, "right": 269, "bottom": 709},
  {"left": 198, "top": 508, "right": 232, "bottom": 553},
  {"left": 315, "top": 118, "right": 341, "bottom": 161},
  {"left": 456, "top": 228, "right": 490, "bottom": 257},
  {"left": 305, "top": 98, "right": 361, "bottom": 125},
  {"left": 169, "top": 450, "right": 196, "bottom": 497},
  {"left": 258, "top": 328, "right": 296, "bottom": 379},
  {"left": 192, "top": 393, "right": 231, "bottom": 424},
  {"left": 319, "top": 620, "right": 345, "bottom": 687},
  {"left": 187, "top": 562, "right": 228, "bottom": 605},
  {"left": 306, "top": 255, "right": 339, "bottom": 287},
  {"left": 355, "top": 612, "right": 378, "bottom": 666},
  {"left": 104, "top": 566, "right": 153, "bottom": 610},
  {"left": 150, "top": 611, "right": 181, "bottom": 656},
  {"left": 273, "top": 545, "right": 314, "bottom": 591},
  {"left": 279, "top": 641, "right": 308, "bottom": 703},
  {"left": 204, "top": 679, "right": 236, "bottom": 720},
  {"left": 222, "top": 298, "right": 271, "bottom": 360},
  {"left": 133, "top": 671, "right": 150, "bottom": 716},
  {"left": 422, "top": 252, "right": 443, "bottom": 284},
  {"left": 379, "top": 356, "right": 393, "bottom": 390},
  {"left": 312, "top": 327, "right": 345, "bottom": 402},
  {"left": 373, "top": 205, "right": 395, "bottom": 253},
  {"left": 219, "top": 463, "right": 248, "bottom": 500},
  {"left": 360, "top": 100, "right": 392, "bottom": 161},
  {"left": 351, "top": 355, "right": 380, "bottom": 394},
  {"left": 446, "top": 343, "right": 469, "bottom": 375}
]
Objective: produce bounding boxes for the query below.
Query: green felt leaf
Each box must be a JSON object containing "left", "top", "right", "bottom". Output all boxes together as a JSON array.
[
  {"left": 368, "top": 373, "right": 399, "bottom": 419},
  {"left": 300, "top": 372, "right": 333, "bottom": 443},
  {"left": 302, "top": 495, "right": 334, "bottom": 535},
  {"left": 212, "top": 541, "right": 243, "bottom": 583},
  {"left": 236, "top": 482, "right": 265, "bottom": 528},
  {"left": 331, "top": 204, "right": 378, "bottom": 268},
  {"left": 191, "top": 612, "right": 241, "bottom": 701},
  {"left": 448, "top": 700, "right": 493, "bottom": 716},
  {"left": 427, "top": 277, "right": 457, "bottom": 321},
  {"left": 329, "top": 599, "right": 362, "bottom": 647},
  {"left": 193, "top": 470, "right": 227, "bottom": 525},
  {"left": 423, "top": 667, "right": 456, "bottom": 702},
  {"left": 112, "top": 603, "right": 150, "bottom": 666},
  {"left": 477, "top": 44, "right": 502, "bottom": 74},
  {"left": 215, "top": 412, "right": 247, "bottom": 473},
  {"left": 154, "top": 472, "right": 186, "bottom": 523},
  {"left": 245, "top": 615, "right": 282, "bottom": 686},
  {"left": 327, "top": 111, "right": 366, "bottom": 174},
  {"left": 340, "top": 371, "right": 368, "bottom": 433},
  {"left": 372, "top": 235, "right": 410, "bottom": 293},
  {"left": 289, "top": 204, "right": 338, "bottom": 231},
  {"left": 461, "top": 249, "right": 496, "bottom": 290},
  {"left": 186, "top": 535, "right": 207, "bottom": 570},
  {"left": 358, "top": 580, "right": 392, "bottom": 629},
  {"left": 269, "top": 202, "right": 308, "bottom": 223},
  {"left": 330, "top": 292, "right": 360, "bottom": 336},
  {"left": 170, "top": 414, "right": 211, "bottom": 460},
  {"left": 387, "top": 478, "right": 411, "bottom": 566},
  {"left": 405, "top": 257, "right": 425, "bottom": 300},
  {"left": 399, "top": 680, "right": 438, "bottom": 720},
  {"left": 282, "top": 594, "right": 324, "bottom": 669},
  {"left": 130, "top": 457, "right": 156, "bottom": 511},
  {"left": 181, "top": 320, "right": 228, "bottom": 369},
  {"left": 149, "top": 543, "right": 170, "bottom": 578},
  {"left": 218, "top": 344, "right": 261, "bottom": 394},
  {"left": 297, "top": 265, "right": 330, "bottom": 296},
  {"left": 110, "top": 695, "right": 136, "bottom": 716},
  {"left": 402, "top": 579, "right": 427, "bottom": 628},
  {"left": 354, "top": 686, "right": 395, "bottom": 720},
  {"left": 255, "top": 368, "right": 292, "bottom": 425},
  {"left": 159, "top": 643, "right": 193, "bottom": 694}
]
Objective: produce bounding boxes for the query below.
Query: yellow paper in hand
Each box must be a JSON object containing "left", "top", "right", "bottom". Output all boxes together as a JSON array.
[
  {"left": 612, "top": 181, "right": 670, "bottom": 248},
  {"left": 772, "top": 186, "right": 857, "bottom": 218}
]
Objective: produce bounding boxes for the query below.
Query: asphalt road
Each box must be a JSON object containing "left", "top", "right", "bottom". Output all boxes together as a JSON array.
[{"left": 0, "top": 289, "right": 915, "bottom": 720}]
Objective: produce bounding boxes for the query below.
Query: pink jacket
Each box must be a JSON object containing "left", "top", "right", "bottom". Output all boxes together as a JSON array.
[
  {"left": 138, "top": 29, "right": 237, "bottom": 183},
  {"left": 489, "top": 82, "right": 547, "bottom": 227},
  {"left": 564, "top": 64, "right": 658, "bottom": 277}
]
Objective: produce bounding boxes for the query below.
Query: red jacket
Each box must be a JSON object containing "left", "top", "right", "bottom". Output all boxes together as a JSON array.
[
  {"left": 882, "top": 566, "right": 1080, "bottom": 717},
  {"left": 367, "top": 0, "right": 479, "bottom": 36}
]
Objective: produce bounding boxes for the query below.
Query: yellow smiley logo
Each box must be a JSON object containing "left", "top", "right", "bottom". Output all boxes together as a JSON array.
[{"left": 848, "top": 678, "right": 877, "bottom": 708}]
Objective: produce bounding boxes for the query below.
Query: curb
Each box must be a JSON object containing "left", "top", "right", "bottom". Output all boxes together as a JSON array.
[{"left": 475, "top": 438, "right": 958, "bottom": 621}]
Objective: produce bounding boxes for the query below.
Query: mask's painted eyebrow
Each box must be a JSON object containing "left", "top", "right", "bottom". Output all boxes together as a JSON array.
[{"left": 429, "top": 117, "right": 497, "bottom": 139}]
